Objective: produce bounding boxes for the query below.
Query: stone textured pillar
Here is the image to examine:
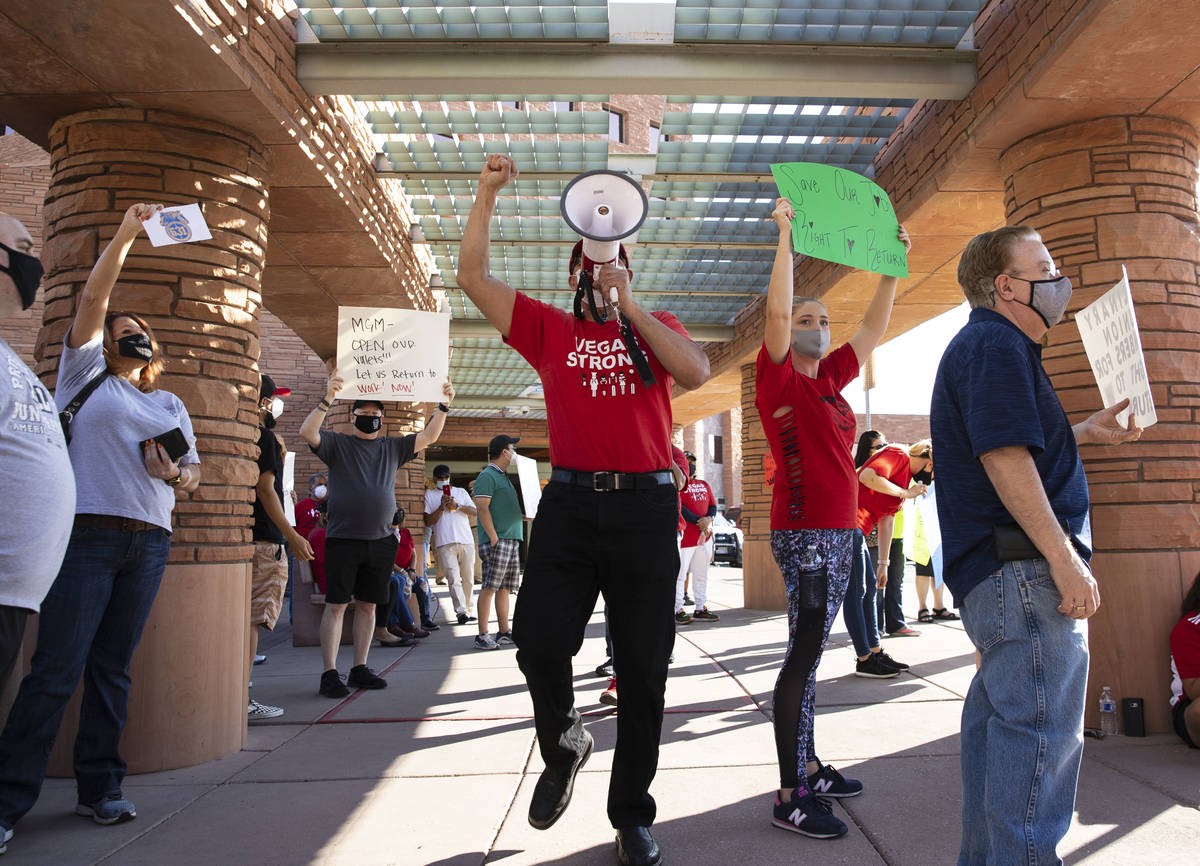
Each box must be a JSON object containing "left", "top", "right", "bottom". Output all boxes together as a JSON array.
[
  {"left": 1001, "top": 115, "right": 1200, "bottom": 733},
  {"left": 32, "top": 108, "right": 269, "bottom": 771},
  {"left": 739, "top": 361, "right": 785, "bottom": 609},
  {"left": 722, "top": 406, "right": 743, "bottom": 511}
]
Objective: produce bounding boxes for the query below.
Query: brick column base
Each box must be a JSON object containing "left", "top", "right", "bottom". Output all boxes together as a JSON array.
[{"left": 1002, "top": 115, "right": 1200, "bottom": 733}]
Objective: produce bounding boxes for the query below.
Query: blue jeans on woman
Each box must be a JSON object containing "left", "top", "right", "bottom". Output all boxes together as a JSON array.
[
  {"left": 958, "top": 557, "right": 1089, "bottom": 866},
  {"left": 842, "top": 530, "right": 880, "bottom": 657},
  {"left": 0, "top": 524, "right": 171, "bottom": 829},
  {"left": 871, "top": 538, "right": 907, "bottom": 634}
]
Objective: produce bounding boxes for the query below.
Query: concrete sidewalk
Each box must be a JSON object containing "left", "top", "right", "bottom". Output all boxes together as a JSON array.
[{"left": 4, "top": 567, "right": 1197, "bottom": 864}]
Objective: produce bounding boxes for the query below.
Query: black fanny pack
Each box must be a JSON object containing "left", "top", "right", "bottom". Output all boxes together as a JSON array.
[{"left": 992, "top": 520, "right": 1073, "bottom": 562}]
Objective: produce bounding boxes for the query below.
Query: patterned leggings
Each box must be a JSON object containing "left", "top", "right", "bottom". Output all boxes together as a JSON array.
[{"left": 769, "top": 528, "right": 854, "bottom": 790}]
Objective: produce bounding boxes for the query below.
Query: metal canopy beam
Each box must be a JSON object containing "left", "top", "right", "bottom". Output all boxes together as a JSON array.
[
  {"left": 450, "top": 318, "right": 733, "bottom": 342},
  {"left": 380, "top": 170, "right": 780, "bottom": 183},
  {"left": 299, "top": 42, "right": 976, "bottom": 99}
]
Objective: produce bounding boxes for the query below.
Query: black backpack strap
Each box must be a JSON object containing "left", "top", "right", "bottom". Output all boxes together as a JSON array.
[{"left": 58, "top": 370, "right": 110, "bottom": 445}]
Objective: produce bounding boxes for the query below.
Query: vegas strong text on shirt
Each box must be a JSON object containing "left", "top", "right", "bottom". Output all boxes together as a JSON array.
[
  {"left": 504, "top": 292, "right": 689, "bottom": 473},
  {"left": 755, "top": 342, "right": 860, "bottom": 530}
]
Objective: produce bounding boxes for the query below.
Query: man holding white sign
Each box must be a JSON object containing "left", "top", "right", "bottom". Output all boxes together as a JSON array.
[
  {"left": 300, "top": 370, "right": 454, "bottom": 699},
  {"left": 931, "top": 226, "right": 1142, "bottom": 864}
]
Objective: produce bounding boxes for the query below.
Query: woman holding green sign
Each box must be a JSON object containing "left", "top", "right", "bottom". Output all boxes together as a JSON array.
[{"left": 757, "top": 196, "right": 910, "bottom": 840}]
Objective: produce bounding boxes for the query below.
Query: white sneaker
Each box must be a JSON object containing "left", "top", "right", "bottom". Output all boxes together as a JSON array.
[
  {"left": 247, "top": 699, "right": 284, "bottom": 721},
  {"left": 473, "top": 634, "right": 499, "bottom": 650}
]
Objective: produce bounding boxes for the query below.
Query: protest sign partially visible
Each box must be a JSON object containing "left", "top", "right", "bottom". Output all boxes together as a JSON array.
[
  {"left": 769, "top": 162, "right": 908, "bottom": 278},
  {"left": 768, "top": 158, "right": 907, "bottom": 273},
  {"left": 513, "top": 453, "right": 542, "bottom": 519},
  {"left": 282, "top": 451, "right": 296, "bottom": 526},
  {"left": 334, "top": 306, "right": 450, "bottom": 403},
  {"left": 912, "top": 485, "right": 944, "bottom": 589},
  {"left": 1075, "top": 266, "right": 1157, "bottom": 428},
  {"left": 141, "top": 203, "right": 213, "bottom": 247}
]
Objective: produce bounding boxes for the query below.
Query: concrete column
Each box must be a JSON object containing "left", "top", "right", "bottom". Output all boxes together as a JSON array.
[
  {"left": 739, "top": 361, "right": 785, "bottom": 609},
  {"left": 1001, "top": 115, "right": 1200, "bottom": 733},
  {"left": 30, "top": 108, "right": 270, "bottom": 771}
]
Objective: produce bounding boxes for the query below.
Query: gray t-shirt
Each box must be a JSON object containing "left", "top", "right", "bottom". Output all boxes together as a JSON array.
[
  {"left": 55, "top": 335, "right": 199, "bottom": 531},
  {"left": 313, "top": 430, "right": 417, "bottom": 540},
  {"left": 0, "top": 338, "right": 75, "bottom": 611}
]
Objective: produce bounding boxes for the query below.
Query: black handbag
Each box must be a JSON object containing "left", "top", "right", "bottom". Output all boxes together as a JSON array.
[{"left": 58, "top": 370, "right": 109, "bottom": 445}]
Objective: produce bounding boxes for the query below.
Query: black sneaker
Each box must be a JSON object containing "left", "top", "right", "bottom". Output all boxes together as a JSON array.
[
  {"left": 529, "top": 729, "right": 594, "bottom": 830},
  {"left": 420, "top": 618, "right": 441, "bottom": 631},
  {"left": 595, "top": 659, "right": 613, "bottom": 678},
  {"left": 682, "top": 593, "right": 694, "bottom": 606},
  {"left": 456, "top": 612, "right": 477, "bottom": 625},
  {"left": 809, "top": 762, "right": 863, "bottom": 798},
  {"left": 319, "top": 668, "right": 349, "bottom": 698},
  {"left": 771, "top": 787, "right": 847, "bottom": 839},
  {"left": 854, "top": 655, "right": 899, "bottom": 679},
  {"left": 347, "top": 664, "right": 387, "bottom": 690},
  {"left": 875, "top": 650, "right": 909, "bottom": 671}
]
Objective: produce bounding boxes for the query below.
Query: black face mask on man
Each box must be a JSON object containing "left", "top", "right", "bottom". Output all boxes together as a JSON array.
[
  {"left": 354, "top": 413, "right": 382, "bottom": 434},
  {"left": 0, "top": 242, "right": 44, "bottom": 311},
  {"left": 116, "top": 332, "right": 154, "bottom": 362},
  {"left": 913, "top": 467, "right": 933, "bottom": 486}
]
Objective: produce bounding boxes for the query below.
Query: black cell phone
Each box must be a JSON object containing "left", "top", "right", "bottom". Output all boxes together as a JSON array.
[{"left": 142, "top": 427, "right": 190, "bottom": 462}]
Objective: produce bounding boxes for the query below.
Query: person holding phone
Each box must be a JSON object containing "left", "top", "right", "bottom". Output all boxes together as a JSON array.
[{"left": 0, "top": 203, "right": 201, "bottom": 844}]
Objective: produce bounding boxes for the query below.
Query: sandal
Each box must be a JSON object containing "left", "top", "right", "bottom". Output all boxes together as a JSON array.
[
  {"left": 932, "top": 608, "right": 960, "bottom": 621},
  {"left": 918, "top": 608, "right": 934, "bottom": 624}
]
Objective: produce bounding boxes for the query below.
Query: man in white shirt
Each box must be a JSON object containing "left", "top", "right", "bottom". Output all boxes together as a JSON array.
[{"left": 424, "top": 463, "right": 478, "bottom": 624}]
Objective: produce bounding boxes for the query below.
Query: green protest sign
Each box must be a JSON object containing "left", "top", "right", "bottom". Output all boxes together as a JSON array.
[{"left": 769, "top": 162, "right": 908, "bottom": 278}]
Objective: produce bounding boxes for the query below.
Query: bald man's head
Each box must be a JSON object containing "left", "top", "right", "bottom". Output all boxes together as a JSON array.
[{"left": 0, "top": 212, "right": 42, "bottom": 317}]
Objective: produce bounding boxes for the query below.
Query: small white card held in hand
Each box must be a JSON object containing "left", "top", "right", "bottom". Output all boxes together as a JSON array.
[
  {"left": 1075, "top": 265, "right": 1157, "bottom": 428},
  {"left": 141, "top": 204, "right": 213, "bottom": 248}
]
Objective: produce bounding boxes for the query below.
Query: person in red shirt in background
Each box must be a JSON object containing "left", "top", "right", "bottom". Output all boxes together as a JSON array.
[
  {"left": 458, "top": 154, "right": 710, "bottom": 866},
  {"left": 1170, "top": 571, "right": 1200, "bottom": 748},
  {"left": 855, "top": 441, "right": 932, "bottom": 645},
  {"left": 675, "top": 450, "right": 719, "bottom": 624},
  {"left": 308, "top": 516, "right": 327, "bottom": 593},
  {"left": 295, "top": 473, "right": 327, "bottom": 539}
]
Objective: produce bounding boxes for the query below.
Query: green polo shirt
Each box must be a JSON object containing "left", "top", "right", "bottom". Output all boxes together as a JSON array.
[{"left": 474, "top": 463, "right": 524, "bottom": 544}]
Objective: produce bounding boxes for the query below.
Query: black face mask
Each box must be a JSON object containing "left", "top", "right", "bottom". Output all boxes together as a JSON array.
[
  {"left": 263, "top": 412, "right": 277, "bottom": 430},
  {"left": 913, "top": 468, "right": 933, "bottom": 486},
  {"left": 354, "top": 414, "right": 382, "bottom": 434},
  {"left": 116, "top": 332, "right": 154, "bottom": 362},
  {"left": 0, "top": 242, "right": 44, "bottom": 311}
]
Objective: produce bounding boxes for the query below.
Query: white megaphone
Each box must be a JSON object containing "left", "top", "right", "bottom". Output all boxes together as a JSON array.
[{"left": 560, "top": 169, "right": 648, "bottom": 276}]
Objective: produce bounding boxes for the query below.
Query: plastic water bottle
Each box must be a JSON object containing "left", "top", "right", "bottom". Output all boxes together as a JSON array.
[
  {"left": 1099, "top": 686, "right": 1118, "bottom": 736},
  {"left": 797, "top": 544, "right": 826, "bottom": 610}
]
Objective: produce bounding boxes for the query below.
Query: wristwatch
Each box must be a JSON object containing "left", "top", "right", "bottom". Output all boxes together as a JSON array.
[
  {"left": 437, "top": 402, "right": 450, "bottom": 414},
  {"left": 166, "top": 472, "right": 183, "bottom": 487}
]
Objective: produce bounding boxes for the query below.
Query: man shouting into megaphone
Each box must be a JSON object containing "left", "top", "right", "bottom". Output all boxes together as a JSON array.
[{"left": 458, "top": 154, "right": 709, "bottom": 866}]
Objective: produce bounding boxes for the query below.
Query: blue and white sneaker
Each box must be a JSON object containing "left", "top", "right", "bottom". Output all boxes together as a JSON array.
[
  {"left": 1, "top": 825, "right": 13, "bottom": 854},
  {"left": 809, "top": 762, "right": 863, "bottom": 798},
  {"left": 76, "top": 793, "right": 136, "bottom": 825},
  {"left": 771, "top": 787, "right": 847, "bottom": 839}
]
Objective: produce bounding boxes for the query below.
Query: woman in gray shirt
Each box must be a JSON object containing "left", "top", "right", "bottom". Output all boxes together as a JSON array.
[{"left": 0, "top": 203, "right": 201, "bottom": 843}]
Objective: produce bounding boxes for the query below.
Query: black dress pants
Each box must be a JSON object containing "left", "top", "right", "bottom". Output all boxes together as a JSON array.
[{"left": 513, "top": 480, "right": 679, "bottom": 829}]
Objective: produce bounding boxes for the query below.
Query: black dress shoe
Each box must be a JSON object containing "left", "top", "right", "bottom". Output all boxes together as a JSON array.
[
  {"left": 528, "top": 729, "right": 593, "bottom": 830},
  {"left": 615, "top": 826, "right": 662, "bottom": 866}
]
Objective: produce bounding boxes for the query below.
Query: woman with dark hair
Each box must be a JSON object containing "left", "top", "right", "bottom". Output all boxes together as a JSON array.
[
  {"left": 1169, "top": 572, "right": 1200, "bottom": 748},
  {"left": 757, "top": 196, "right": 910, "bottom": 840},
  {"left": 0, "top": 203, "right": 201, "bottom": 843}
]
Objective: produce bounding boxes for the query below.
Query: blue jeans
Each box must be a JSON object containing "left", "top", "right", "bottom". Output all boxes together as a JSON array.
[
  {"left": 0, "top": 524, "right": 171, "bottom": 828},
  {"left": 958, "top": 558, "right": 1089, "bottom": 866},
  {"left": 871, "top": 539, "right": 907, "bottom": 634},
  {"left": 842, "top": 530, "right": 880, "bottom": 657}
]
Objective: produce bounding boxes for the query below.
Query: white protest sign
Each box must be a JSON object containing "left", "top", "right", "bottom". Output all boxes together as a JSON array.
[
  {"left": 1074, "top": 266, "right": 1157, "bottom": 428},
  {"left": 513, "top": 453, "right": 542, "bottom": 519},
  {"left": 142, "top": 204, "right": 212, "bottom": 247},
  {"left": 282, "top": 451, "right": 296, "bottom": 526},
  {"left": 335, "top": 306, "right": 450, "bottom": 403},
  {"left": 913, "top": 485, "right": 944, "bottom": 589}
]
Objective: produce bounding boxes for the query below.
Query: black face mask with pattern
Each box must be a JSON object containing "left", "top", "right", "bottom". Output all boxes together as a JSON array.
[
  {"left": 116, "top": 333, "right": 154, "bottom": 362},
  {"left": 354, "top": 414, "right": 382, "bottom": 434}
]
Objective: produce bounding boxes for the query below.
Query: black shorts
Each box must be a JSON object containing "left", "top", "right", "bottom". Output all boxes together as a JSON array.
[
  {"left": 323, "top": 536, "right": 399, "bottom": 605},
  {"left": 915, "top": 559, "right": 934, "bottom": 577},
  {"left": 1173, "top": 697, "right": 1197, "bottom": 748}
]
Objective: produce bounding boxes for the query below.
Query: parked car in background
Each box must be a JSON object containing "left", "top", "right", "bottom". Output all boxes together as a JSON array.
[{"left": 711, "top": 512, "right": 743, "bottom": 568}]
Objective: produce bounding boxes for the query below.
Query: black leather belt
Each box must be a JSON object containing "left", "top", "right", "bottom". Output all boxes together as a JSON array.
[
  {"left": 550, "top": 468, "right": 673, "bottom": 492},
  {"left": 76, "top": 513, "right": 161, "bottom": 533}
]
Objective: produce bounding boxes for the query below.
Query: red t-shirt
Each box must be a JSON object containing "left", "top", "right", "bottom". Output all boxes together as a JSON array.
[
  {"left": 1170, "top": 609, "right": 1200, "bottom": 706},
  {"left": 755, "top": 342, "right": 861, "bottom": 530},
  {"left": 505, "top": 292, "right": 688, "bottom": 473},
  {"left": 856, "top": 445, "right": 913, "bottom": 534},
  {"left": 296, "top": 498, "right": 322, "bottom": 539},
  {"left": 394, "top": 527, "right": 415, "bottom": 570},
  {"left": 309, "top": 526, "right": 327, "bottom": 592},
  {"left": 671, "top": 447, "right": 690, "bottom": 534},
  {"left": 680, "top": 478, "right": 717, "bottom": 547}
]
